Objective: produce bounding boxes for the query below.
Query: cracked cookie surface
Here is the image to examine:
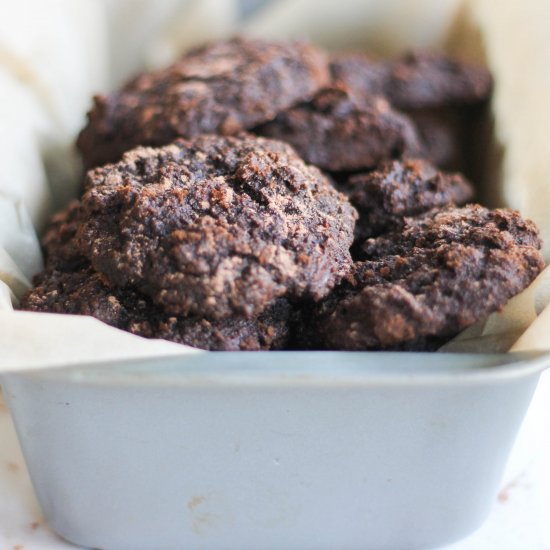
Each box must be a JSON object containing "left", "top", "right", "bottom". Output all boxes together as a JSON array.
[
  {"left": 306, "top": 205, "right": 544, "bottom": 350},
  {"left": 78, "top": 134, "right": 357, "bottom": 319}
]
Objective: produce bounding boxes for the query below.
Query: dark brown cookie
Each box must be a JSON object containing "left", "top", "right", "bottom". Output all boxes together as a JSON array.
[
  {"left": 41, "top": 199, "right": 86, "bottom": 271},
  {"left": 330, "top": 51, "right": 492, "bottom": 172},
  {"left": 385, "top": 52, "right": 493, "bottom": 110},
  {"left": 77, "top": 134, "right": 357, "bottom": 320},
  {"left": 20, "top": 267, "right": 293, "bottom": 351},
  {"left": 341, "top": 158, "right": 474, "bottom": 241},
  {"left": 307, "top": 205, "right": 544, "bottom": 350},
  {"left": 386, "top": 53, "right": 493, "bottom": 175},
  {"left": 256, "top": 87, "right": 422, "bottom": 171},
  {"left": 329, "top": 53, "right": 389, "bottom": 99},
  {"left": 403, "top": 109, "right": 465, "bottom": 169},
  {"left": 77, "top": 37, "right": 330, "bottom": 168},
  {"left": 330, "top": 51, "right": 492, "bottom": 109}
]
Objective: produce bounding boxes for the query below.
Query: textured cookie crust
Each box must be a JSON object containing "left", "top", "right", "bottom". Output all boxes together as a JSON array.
[
  {"left": 78, "top": 134, "right": 357, "bottom": 319},
  {"left": 309, "top": 205, "right": 544, "bottom": 350},
  {"left": 342, "top": 159, "right": 474, "bottom": 240},
  {"left": 256, "top": 87, "right": 421, "bottom": 171},
  {"left": 21, "top": 268, "right": 293, "bottom": 351},
  {"left": 41, "top": 199, "right": 85, "bottom": 271},
  {"left": 77, "top": 37, "right": 330, "bottom": 168}
]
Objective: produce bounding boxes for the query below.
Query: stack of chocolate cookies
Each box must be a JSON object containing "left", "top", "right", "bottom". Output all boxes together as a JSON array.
[{"left": 21, "top": 38, "right": 545, "bottom": 351}]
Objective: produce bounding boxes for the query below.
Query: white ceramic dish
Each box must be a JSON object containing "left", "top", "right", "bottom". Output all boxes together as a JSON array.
[{"left": 2, "top": 351, "right": 548, "bottom": 550}]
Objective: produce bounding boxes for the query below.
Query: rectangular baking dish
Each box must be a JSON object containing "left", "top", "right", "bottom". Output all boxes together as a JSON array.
[{"left": 2, "top": 351, "right": 549, "bottom": 550}]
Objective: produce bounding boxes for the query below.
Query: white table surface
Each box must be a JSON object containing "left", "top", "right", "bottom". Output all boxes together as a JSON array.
[{"left": 1, "top": 373, "right": 549, "bottom": 550}]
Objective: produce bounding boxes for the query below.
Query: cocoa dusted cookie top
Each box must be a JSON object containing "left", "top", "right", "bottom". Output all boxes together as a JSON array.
[
  {"left": 21, "top": 268, "right": 294, "bottom": 351},
  {"left": 341, "top": 158, "right": 474, "bottom": 241},
  {"left": 308, "top": 205, "right": 544, "bottom": 350},
  {"left": 77, "top": 134, "right": 357, "bottom": 320},
  {"left": 329, "top": 51, "right": 492, "bottom": 110},
  {"left": 256, "top": 87, "right": 422, "bottom": 171},
  {"left": 77, "top": 37, "right": 330, "bottom": 168}
]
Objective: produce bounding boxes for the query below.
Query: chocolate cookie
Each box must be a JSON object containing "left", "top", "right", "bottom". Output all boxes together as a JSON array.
[
  {"left": 307, "top": 205, "right": 544, "bottom": 350},
  {"left": 341, "top": 159, "right": 474, "bottom": 241},
  {"left": 385, "top": 52, "right": 493, "bottom": 110},
  {"left": 329, "top": 53, "right": 389, "bottom": 99},
  {"left": 330, "top": 51, "right": 491, "bottom": 171},
  {"left": 77, "top": 37, "right": 330, "bottom": 168},
  {"left": 41, "top": 199, "right": 85, "bottom": 271},
  {"left": 403, "top": 109, "right": 465, "bottom": 170},
  {"left": 21, "top": 267, "right": 293, "bottom": 351},
  {"left": 330, "top": 51, "right": 492, "bottom": 109},
  {"left": 256, "top": 87, "right": 421, "bottom": 171},
  {"left": 78, "top": 134, "right": 357, "bottom": 320}
]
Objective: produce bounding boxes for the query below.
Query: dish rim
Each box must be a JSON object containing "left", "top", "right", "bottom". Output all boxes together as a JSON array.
[{"left": 4, "top": 350, "right": 549, "bottom": 389}]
